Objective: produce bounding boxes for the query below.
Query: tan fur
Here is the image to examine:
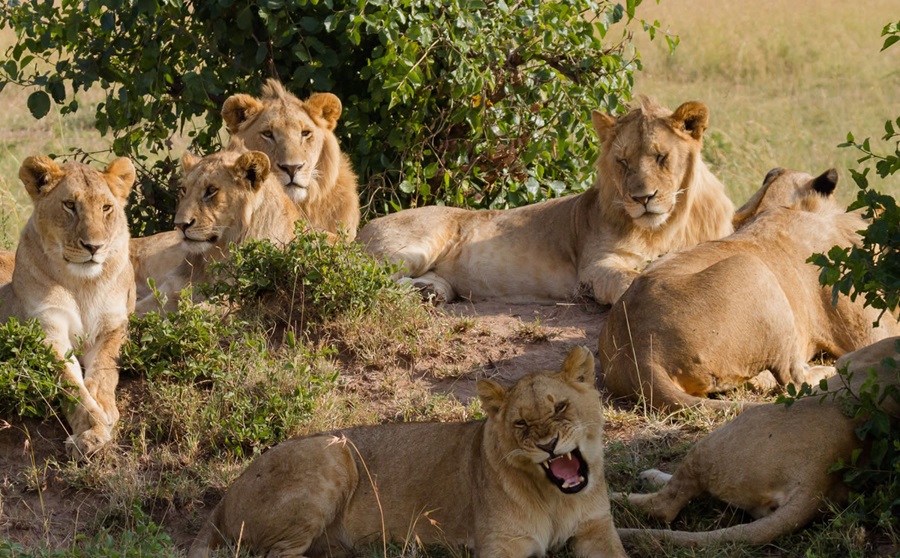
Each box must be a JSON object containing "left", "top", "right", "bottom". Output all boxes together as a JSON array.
[
  {"left": 0, "top": 156, "right": 135, "bottom": 458},
  {"left": 0, "top": 250, "right": 13, "bottom": 284},
  {"left": 188, "top": 347, "right": 626, "bottom": 558},
  {"left": 613, "top": 336, "right": 900, "bottom": 546},
  {"left": 132, "top": 143, "right": 301, "bottom": 314},
  {"left": 357, "top": 98, "right": 734, "bottom": 304},
  {"left": 599, "top": 168, "right": 900, "bottom": 411},
  {"left": 222, "top": 79, "right": 360, "bottom": 239}
]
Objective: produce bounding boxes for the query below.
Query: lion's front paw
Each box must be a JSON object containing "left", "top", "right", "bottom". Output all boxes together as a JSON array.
[{"left": 65, "top": 426, "right": 112, "bottom": 460}]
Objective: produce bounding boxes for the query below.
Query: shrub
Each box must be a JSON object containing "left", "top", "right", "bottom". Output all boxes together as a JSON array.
[
  {"left": 121, "top": 296, "right": 334, "bottom": 457},
  {"left": 0, "top": 0, "right": 659, "bottom": 234},
  {"left": 204, "top": 225, "right": 408, "bottom": 328},
  {"left": 0, "top": 317, "right": 74, "bottom": 419}
]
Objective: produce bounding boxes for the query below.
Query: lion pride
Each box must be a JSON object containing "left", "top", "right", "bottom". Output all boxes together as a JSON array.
[
  {"left": 188, "top": 346, "right": 626, "bottom": 558},
  {"left": 0, "top": 155, "right": 136, "bottom": 457},
  {"left": 599, "top": 168, "right": 900, "bottom": 411},
  {"left": 357, "top": 98, "right": 734, "bottom": 304}
]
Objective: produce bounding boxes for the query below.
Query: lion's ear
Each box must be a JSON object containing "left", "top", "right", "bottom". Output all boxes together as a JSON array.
[
  {"left": 19, "top": 155, "right": 64, "bottom": 200},
  {"left": 222, "top": 94, "right": 265, "bottom": 134},
  {"left": 476, "top": 379, "right": 507, "bottom": 418},
  {"left": 306, "top": 93, "right": 343, "bottom": 130},
  {"left": 670, "top": 101, "right": 709, "bottom": 141},
  {"left": 560, "top": 346, "right": 595, "bottom": 386},
  {"left": 103, "top": 157, "right": 136, "bottom": 202},
  {"left": 591, "top": 110, "right": 617, "bottom": 143},
  {"left": 811, "top": 168, "right": 838, "bottom": 197},
  {"left": 181, "top": 152, "right": 201, "bottom": 174},
  {"left": 236, "top": 151, "right": 271, "bottom": 191}
]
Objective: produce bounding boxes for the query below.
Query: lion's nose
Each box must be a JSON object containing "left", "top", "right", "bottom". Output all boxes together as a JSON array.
[
  {"left": 80, "top": 241, "right": 103, "bottom": 255},
  {"left": 631, "top": 190, "right": 658, "bottom": 206},
  {"left": 175, "top": 218, "right": 195, "bottom": 233},
  {"left": 536, "top": 436, "right": 559, "bottom": 454},
  {"left": 278, "top": 163, "right": 304, "bottom": 177}
]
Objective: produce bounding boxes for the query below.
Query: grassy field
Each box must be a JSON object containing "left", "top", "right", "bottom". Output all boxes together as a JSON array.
[{"left": 0, "top": 2, "right": 898, "bottom": 557}]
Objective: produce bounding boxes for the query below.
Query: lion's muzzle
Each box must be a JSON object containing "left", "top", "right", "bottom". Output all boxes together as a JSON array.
[{"left": 541, "top": 448, "right": 589, "bottom": 493}]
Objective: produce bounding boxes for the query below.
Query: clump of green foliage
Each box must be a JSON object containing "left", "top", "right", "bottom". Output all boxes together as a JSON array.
[
  {"left": 0, "top": 317, "right": 74, "bottom": 419},
  {"left": 204, "top": 226, "right": 407, "bottom": 328},
  {"left": 809, "top": 20, "right": 900, "bottom": 543},
  {"left": 0, "top": 0, "right": 658, "bottom": 234},
  {"left": 121, "top": 296, "right": 335, "bottom": 457}
]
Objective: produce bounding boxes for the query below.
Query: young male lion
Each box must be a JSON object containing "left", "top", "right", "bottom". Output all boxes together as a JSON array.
[
  {"left": 599, "top": 168, "right": 900, "bottom": 411},
  {"left": 0, "top": 156, "right": 136, "bottom": 457},
  {"left": 221, "top": 79, "right": 360, "bottom": 239},
  {"left": 357, "top": 97, "right": 734, "bottom": 304},
  {"left": 613, "top": 336, "right": 900, "bottom": 546},
  {"left": 188, "top": 346, "right": 627, "bottom": 558},
  {"left": 131, "top": 142, "right": 302, "bottom": 313}
]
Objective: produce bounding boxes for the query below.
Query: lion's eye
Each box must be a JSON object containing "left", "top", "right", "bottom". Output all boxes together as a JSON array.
[
  {"left": 514, "top": 419, "right": 528, "bottom": 429},
  {"left": 301, "top": 129, "right": 312, "bottom": 139},
  {"left": 656, "top": 152, "right": 668, "bottom": 165},
  {"left": 178, "top": 186, "right": 186, "bottom": 199},
  {"left": 203, "top": 185, "right": 218, "bottom": 200},
  {"left": 261, "top": 130, "right": 275, "bottom": 140},
  {"left": 616, "top": 157, "right": 628, "bottom": 170},
  {"left": 554, "top": 401, "right": 568, "bottom": 414},
  {"left": 102, "top": 204, "right": 113, "bottom": 214},
  {"left": 63, "top": 201, "right": 76, "bottom": 213}
]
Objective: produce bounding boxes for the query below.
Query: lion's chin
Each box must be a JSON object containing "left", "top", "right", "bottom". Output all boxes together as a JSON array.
[
  {"left": 285, "top": 184, "right": 309, "bottom": 203},
  {"left": 633, "top": 211, "right": 671, "bottom": 230},
  {"left": 540, "top": 447, "right": 589, "bottom": 494},
  {"left": 66, "top": 261, "right": 104, "bottom": 279},
  {"left": 181, "top": 237, "right": 217, "bottom": 254}
]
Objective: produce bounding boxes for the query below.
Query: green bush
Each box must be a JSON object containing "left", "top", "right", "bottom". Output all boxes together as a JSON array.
[
  {"left": 121, "top": 297, "right": 334, "bottom": 457},
  {"left": 0, "top": 317, "right": 74, "bottom": 419},
  {"left": 0, "top": 0, "right": 657, "bottom": 234},
  {"left": 810, "top": 20, "right": 900, "bottom": 541},
  {"left": 205, "top": 225, "right": 407, "bottom": 328}
]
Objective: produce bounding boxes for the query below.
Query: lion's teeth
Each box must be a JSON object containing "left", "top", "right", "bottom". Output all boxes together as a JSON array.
[
  {"left": 566, "top": 452, "right": 572, "bottom": 460},
  {"left": 541, "top": 461, "right": 550, "bottom": 470}
]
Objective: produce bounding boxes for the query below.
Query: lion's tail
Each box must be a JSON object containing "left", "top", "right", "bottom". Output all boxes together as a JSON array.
[
  {"left": 617, "top": 495, "right": 819, "bottom": 547},
  {"left": 187, "top": 502, "right": 226, "bottom": 558}
]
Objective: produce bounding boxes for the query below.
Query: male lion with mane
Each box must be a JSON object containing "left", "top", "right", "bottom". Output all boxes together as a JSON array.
[
  {"left": 357, "top": 98, "right": 734, "bottom": 304},
  {"left": 222, "top": 79, "right": 360, "bottom": 239},
  {"left": 131, "top": 142, "right": 302, "bottom": 313},
  {"left": 613, "top": 336, "right": 900, "bottom": 546},
  {"left": 188, "top": 346, "right": 627, "bottom": 558},
  {"left": 0, "top": 155, "right": 136, "bottom": 457},
  {"left": 599, "top": 168, "right": 900, "bottom": 411}
]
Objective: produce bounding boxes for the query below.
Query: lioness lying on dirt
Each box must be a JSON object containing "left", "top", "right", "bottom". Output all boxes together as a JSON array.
[
  {"left": 189, "top": 346, "right": 627, "bottom": 558},
  {"left": 614, "top": 336, "right": 900, "bottom": 546},
  {"left": 599, "top": 167, "right": 899, "bottom": 411},
  {"left": 358, "top": 98, "right": 733, "bottom": 305}
]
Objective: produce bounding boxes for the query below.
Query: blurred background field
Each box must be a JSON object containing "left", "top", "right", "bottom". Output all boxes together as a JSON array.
[{"left": 1, "top": 1, "right": 899, "bottom": 243}]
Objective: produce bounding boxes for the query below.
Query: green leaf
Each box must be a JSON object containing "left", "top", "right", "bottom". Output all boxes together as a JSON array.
[{"left": 27, "top": 90, "right": 51, "bottom": 119}]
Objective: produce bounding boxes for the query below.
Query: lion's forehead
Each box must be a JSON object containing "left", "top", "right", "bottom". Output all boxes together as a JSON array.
[
  {"left": 45, "top": 175, "right": 116, "bottom": 209},
  {"left": 505, "top": 376, "right": 580, "bottom": 420}
]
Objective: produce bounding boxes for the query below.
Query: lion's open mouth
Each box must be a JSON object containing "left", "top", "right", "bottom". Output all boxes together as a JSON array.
[{"left": 540, "top": 448, "right": 589, "bottom": 494}]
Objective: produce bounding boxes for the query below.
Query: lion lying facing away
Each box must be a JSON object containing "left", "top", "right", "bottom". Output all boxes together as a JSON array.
[
  {"left": 132, "top": 141, "right": 301, "bottom": 313},
  {"left": 614, "top": 336, "right": 900, "bottom": 546},
  {"left": 357, "top": 98, "right": 734, "bottom": 305},
  {"left": 222, "top": 79, "right": 360, "bottom": 239},
  {"left": 188, "top": 346, "right": 627, "bottom": 558},
  {"left": 598, "top": 167, "right": 900, "bottom": 411},
  {"left": 0, "top": 155, "right": 136, "bottom": 457}
]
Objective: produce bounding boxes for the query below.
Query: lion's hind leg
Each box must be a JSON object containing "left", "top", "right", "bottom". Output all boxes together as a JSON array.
[{"left": 399, "top": 272, "right": 456, "bottom": 304}]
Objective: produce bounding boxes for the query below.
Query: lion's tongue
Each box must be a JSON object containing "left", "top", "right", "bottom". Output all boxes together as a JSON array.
[{"left": 549, "top": 454, "right": 580, "bottom": 484}]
